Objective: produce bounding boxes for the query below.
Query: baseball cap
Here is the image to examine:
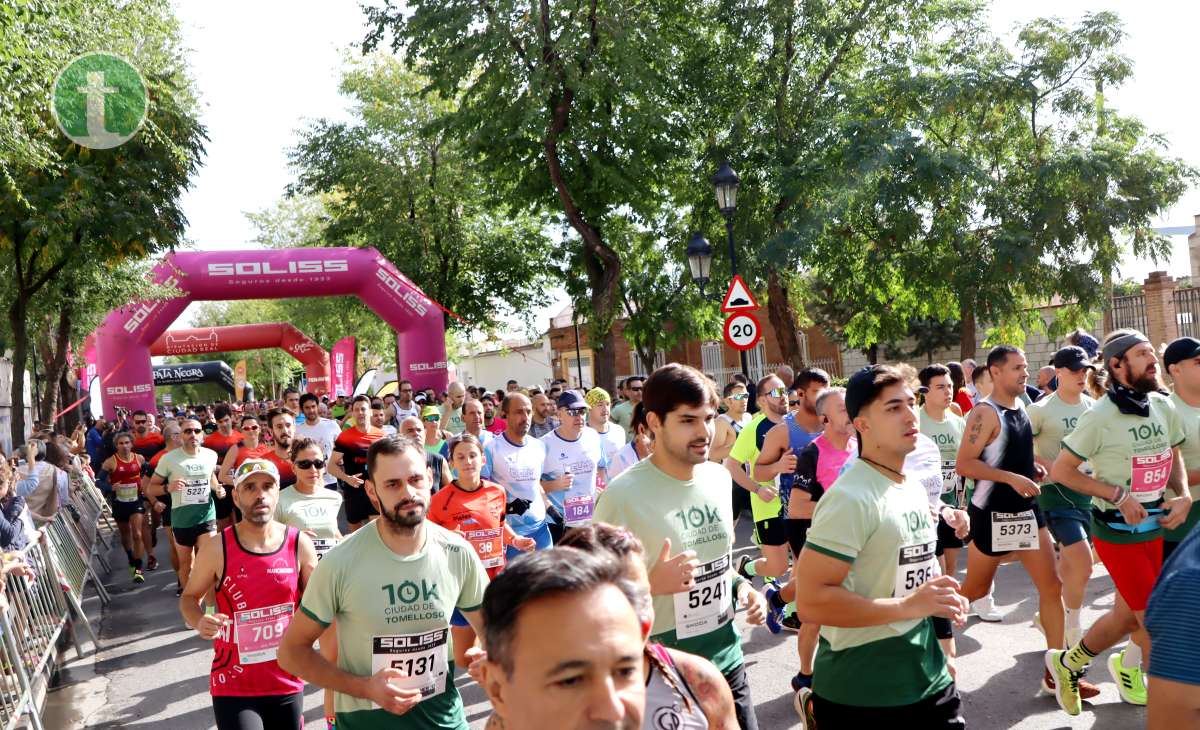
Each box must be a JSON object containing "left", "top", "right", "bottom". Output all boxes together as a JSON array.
[
  {"left": 1051, "top": 345, "right": 1096, "bottom": 372},
  {"left": 1163, "top": 337, "right": 1200, "bottom": 369},
  {"left": 583, "top": 387, "right": 611, "bottom": 408},
  {"left": 420, "top": 405, "right": 440, "bottom": 420},
  {"left": 557, "top": 390, "right": 588, "bottom": 410},
  {"left": 233, "top": 459, "right": 280, "bottom": 488},
  {"left": 844, "top": 365, "right": 895, "bottom": 420},
  {"left": 1075, "top": 332, "right": 1100, "bottom": 358}
]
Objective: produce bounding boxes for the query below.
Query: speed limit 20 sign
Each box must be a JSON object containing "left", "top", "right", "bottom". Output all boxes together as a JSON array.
[{"left": 723, "top": 313, "right": 762, "bottom": 351}]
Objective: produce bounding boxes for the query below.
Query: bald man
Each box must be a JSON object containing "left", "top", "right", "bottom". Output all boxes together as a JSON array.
[
  {"left": 1037, "top": 365, "right": 1056, "bottom": 397},
  {"left": 440, "top": 381, "right": 468, "bottom": 435}
]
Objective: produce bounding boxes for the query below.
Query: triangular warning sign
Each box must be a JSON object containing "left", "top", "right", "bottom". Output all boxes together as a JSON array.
[{"left": 721, "top": 275, "right": 758, "bottom": 313}]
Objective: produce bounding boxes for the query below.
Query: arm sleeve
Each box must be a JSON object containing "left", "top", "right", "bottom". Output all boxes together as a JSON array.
[
  {"left": 1146, "top": 567, "right": 1200, "bottom": 684},
  {"left": 1168, "top": 399, "right": 1187, "bottom": 448},
  {"left": 804, "top": 487, "right": 877, "bottom": 564},
  {"left": 793, "top": 444, "right": 822, "bottom": 498},
  {"left": 298, "top": 555, "right": 339, "bottom": 628}
]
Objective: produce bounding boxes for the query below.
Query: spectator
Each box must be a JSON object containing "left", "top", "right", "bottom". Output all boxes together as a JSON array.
[
  {"left": 1146, "top": 528, "right": 1200, "bottom": 729},
  {"left": 0, "top": 459, "right": 28, "bottom": 552},
  {"left": 16, "top": 441, "right": 69, "bottom": 525}
]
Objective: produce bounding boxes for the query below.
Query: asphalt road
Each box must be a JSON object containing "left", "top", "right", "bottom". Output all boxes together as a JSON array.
[{"left": 44, "top": 517, "right": 1147, "bottom": 730}]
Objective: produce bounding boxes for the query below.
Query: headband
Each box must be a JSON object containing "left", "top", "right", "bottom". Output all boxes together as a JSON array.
[{"left": 1101, "top": 332, "right": 1149, "bottom": 364}]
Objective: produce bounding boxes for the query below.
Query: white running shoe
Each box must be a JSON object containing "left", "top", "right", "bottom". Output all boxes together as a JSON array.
[{"left": 970, "top": 593, "right": 1002, "bottom": 622}]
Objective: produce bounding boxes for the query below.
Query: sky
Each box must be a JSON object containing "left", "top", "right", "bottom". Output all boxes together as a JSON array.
[{"left": 170, "top": 0, "right": 1200, "bottom": 335}]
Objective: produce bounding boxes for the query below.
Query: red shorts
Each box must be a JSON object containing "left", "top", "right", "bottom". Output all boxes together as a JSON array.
[{"left": 1093, "top": 537, "right": 1163, "bottom": 611}]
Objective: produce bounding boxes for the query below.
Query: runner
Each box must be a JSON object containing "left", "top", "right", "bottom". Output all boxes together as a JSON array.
[
  {"left": 460, "top": 399, "right": 493, "bottom": 448},
  {"left": 609, "top": 403, "right": 650, "bottom": 481},
  {"left": 263, "top": 408, "right": 298, "bottom": 489},
  {"left": 540, "top": 390, "right": 607, "bottom": 541},
  {"left": 217, "top": 414, "right": 272, "bottom": 489},
  {"left": 429, "top": 433, "right": 535, "bottom": 668},
  {"left": 277, "top": 436, "right": 489, "bottom": 730},
  {"left": 421, "top": 405, "right": 450, "bottom": 458},
  {"left": 147, "top": 417, "right": 224, "bottom": 600},
  {"left": 392, "top": 380, "right": 421, "bottom": 423},
  {"left": 714, "top": 382, "right": 754, "bottom": 526},
  {"left": 330, "top": 395, "right": 384, "bottom": 532},
  {"left": 481, "top": 395, "right": 507, "bottom": 436},
  {"left": 101, "top": 432, "right": 147, "bottom": 583},
  {"left": 585, "top": 387, "right": 625, "bottom": 488},
  {"left": 1028, "top": 346, "right": 1097, "bottom": 648},
  {"left": 957, "top": 345, "right": 1071, "bottom": 697},
  {"left": 295, "top": 393, "right": 343, "bottom": 491},
  {"left": 528, "top": 392, "right": 558, "bottom": 439},
  {"left": 370, "top": 399, "right": 398, "bottom": 437},
  {"left": 144, "top": 422, "right": 183, "bottom": 588},
  {"left": 1162, "top": 336, "right": 1200, "bottom": 559},
  {"left": 283, "top": 388, "right": 303, "bottom": 424},
  {"left": 611, "top": 375, "right": 645, "bottom": 443},
  {"left": 792, "top": 365, "right": 968, "bottom": 728},
  {"left": 398, "top": 416, "right": 453, "bottom": 490},
  {"left": 481, "top": 393, "right": 553, "bottom": 557},
  {"left": 594, "top": 363, "right": 767, "bottom": 730},
  {"left": 916, "top": 364, "right": 968, "bottom": 576},
  {"left": 1046, "top": 329, "right": 1192, "bottom": 715},
  {"left": 181, "top": 458, "right": 318, "bottom": 730},
  {"left": 440, "top": 381, "right": 468, "bottom": 435}
]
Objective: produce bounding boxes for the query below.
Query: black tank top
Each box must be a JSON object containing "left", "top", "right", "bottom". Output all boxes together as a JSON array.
[{"left": 970, "top": 398, "right": 1038, "bottom": 513}]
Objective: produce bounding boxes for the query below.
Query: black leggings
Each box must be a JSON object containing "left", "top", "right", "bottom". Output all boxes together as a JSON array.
[{"left": 212, "top": 692, "right": 303, "bottom": 730}]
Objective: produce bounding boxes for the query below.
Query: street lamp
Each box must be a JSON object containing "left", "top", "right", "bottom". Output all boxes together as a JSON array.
[
  {"left": 713, "top": 162, "right": 739, "bottom": 216},
  {"left": 686, "top": 232, "right": 713, "bottom": 297}
]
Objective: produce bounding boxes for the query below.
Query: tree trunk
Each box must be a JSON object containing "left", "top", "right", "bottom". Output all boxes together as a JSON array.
[
  {"left": 766, "top": 270, "right": 805, "bottom": 369},
  {"left": 38, "top": 308, "right": 72, "bottom": 428},
  {"left": 866, "top": 343, "right": 878, "bottom": 365},
  {"left": 9, "top": 298, "right": 28, "bottom": 448},
  {"left": 959, "top": 304, "right": 977, "bottom": 361}
]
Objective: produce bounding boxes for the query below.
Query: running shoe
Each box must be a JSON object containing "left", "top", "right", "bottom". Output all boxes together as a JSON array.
[
  {"left": 1042, "top": 669, "right": 1099, "bottom": 700},
  {"left": 146, "top": 554, "right": 158, "bottom": 571},
  {"left": 1107, "top": 649, "right": 1147, "bottom": 705},
  {"left": 735, "top": 554, "right": 754, "bottom": 582},
  {"left": 794, "top": 685, "right": 816, "bottom": 729},
  {"left": 970, "top": 593, "right": 1002, "bottom": 622},
  {"left": 781, "top": 613, "right": 802, "bottom": 632},
  {"left": 1044, "top": 650, "right": 1082, "bottom": 716},
  {"left": 763, "top": 581, "right": 785, "bottom": 634},
  {"left": 132, "top": 568, "right": 144, "bottom": 584}
]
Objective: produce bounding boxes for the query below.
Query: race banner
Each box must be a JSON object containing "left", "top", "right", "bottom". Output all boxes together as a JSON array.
[
  {"left": 331, "top": 337, "right": 356, "bottom": 397},
  {"left": 234, "top": 360, "right": 247, "bottom": 402}
]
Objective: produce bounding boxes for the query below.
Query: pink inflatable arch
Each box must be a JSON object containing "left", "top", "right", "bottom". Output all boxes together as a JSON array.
[
  {"left": 150, "top": 323, "right": 330, "bottom": 396},
  {"left": 92, "top": 247, "right": 447, "bottom": 418}
]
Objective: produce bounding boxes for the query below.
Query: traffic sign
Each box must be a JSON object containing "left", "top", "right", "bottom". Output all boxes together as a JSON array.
[
  {"left": 721, "top": 275, "right": 758, "bottom": 313},
  {"left": 723, "top": 312, "right": 762, "bottom": 351}
]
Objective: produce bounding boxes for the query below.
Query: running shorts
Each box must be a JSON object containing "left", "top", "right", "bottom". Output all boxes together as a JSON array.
[
  {"left": 935, "top": 514, "right": 965, "bottom": 556},
  {"left": 813, "top": 681, "right": 964, "bottom": 728},
  {"left": 967, "top": 503, "right": 1045, "bottom": 558},
  {"left": 341, "top": 482, "right": 378, "bottom": 525},
  {"left": 212, "top": 691, "right": 303, "bottom": 730},
  {"left": 754, "top": 515, "right": 788, "bottom": 547},
  {"left": 785, "top": 518, "right": 810, "bottom": 559},
  {"left": 111, "top": 498, "right": 145, "bottom": 522},
  {"left": 214, "top": 490, "right": 235, "bottom": 521},
  {"left": 173, "top": 521, "right": 217, "bottom": 548},
  {"left": 1093, "top": 537, "right": 1162, "bottom": 611},
  {"left": 1044, "top": 507, "right": 1090, "bottom": 547}
]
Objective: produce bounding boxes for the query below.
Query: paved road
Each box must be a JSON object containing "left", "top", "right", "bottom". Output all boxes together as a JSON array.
[{"left": 44, "top": 518, "right": 1147, "bottom": 729}]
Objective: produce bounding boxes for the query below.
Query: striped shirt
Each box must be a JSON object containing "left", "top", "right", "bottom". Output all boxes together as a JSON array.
[{"left": 1147, "top": 527, "right": 1200, "bottom": 684}]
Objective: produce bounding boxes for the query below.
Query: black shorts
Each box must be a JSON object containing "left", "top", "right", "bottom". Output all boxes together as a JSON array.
[
  {"left": 212, "top": 691, "right": 303, "bottom": 730},
  {"left": 214, "top": 490, "right": 235, "bottom": 520},
  {"left": 112, "top": 498, "right": 146, "bottom": 522},
  {"left": 967, "top": 503, "right": 1045, "bottom": 558},
  {"left": 813, "top": 681, "right": 964, "bottom": 728},
  {"left": 935, "top": 513, "right": 965, "bottom": 556},
  {"left": 785, "top": 518, "right": 811, "bottom": 559},
  {"left": 732, "top": 483, "right": 752, "bottom": 521},
  {"left": 156, "top": 495, "right": 172, "bottom": 527},
  {"left": 342, "top": 483, "right": 378, "bottom": 525},
  {"left": 753, "top": 516, "right": 788, "bottom": 547},
  {"left": 173, "top": 521, "right": 217, "bottom": 548}
]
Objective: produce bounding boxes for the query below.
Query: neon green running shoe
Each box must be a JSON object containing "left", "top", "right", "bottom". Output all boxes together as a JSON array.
[
  {"left": 1044, "top": 649, "right": 1082, "bottom": 716},
  {"left": 1107, "top": 650, "right": 1147, "bottom": 706}
]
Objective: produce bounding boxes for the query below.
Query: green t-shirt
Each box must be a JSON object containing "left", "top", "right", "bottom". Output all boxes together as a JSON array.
[
  {"left": 153, "top": 447, "right": 218, "bottom": 528},
  {"left": 804, "top": 459, "right": 951, "bottom": 706},
  {"left": 299, "top": 520, "right": 488, "bottom": 729},
  {"left": 917, "top": 407, "right": 965, "bottom": 506},
  {"left": 593, "top": 457, "right": 742, "bottom": 673},
  {"left": 610, "top": 400, "right": 635, "bottom": 443},
  {"left": 1062, "top": 393, "right": 1185, "bottom": 544},
  {"left": 1165, "top": 392, "right": 1200, "bottom": 542},
  {"left": 1028, "top": 392, "right": 1095, "bottom": 511},
  {"left": 275, "top": 485, "right": 343, "bottom": 541},
  {"left": 728, "top": 412, "right": 783, "bottom": 522}
]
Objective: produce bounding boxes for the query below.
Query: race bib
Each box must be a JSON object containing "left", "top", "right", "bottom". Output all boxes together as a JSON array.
[
  {"left": 234, "top": 603, "right": 293, "bottom": 664},
  {"left": 1131, "top": 450, "right": 1171, "bottom": 504},
  {"left": 466, "top": 527, "right": 504, "bottom": 569},
  {"left": 673, "top": 554, "right": 733, "bottom": 640},
  {"left": 940, "top": 461, "right": 958, "bottom": 495},
  {"left": 563, "top": 494, "right": 594, "bottom": 526},
  {"left": 894, "top": 541, "right": 938, "bottom": 598},
  {"left": 180, "top": 478, "right": 210, "bottom": 506},
  {"left": 114, "top": 484, "right": 139, "bottom": 503},
  {"left": 371, "top": 629, "right": 449, "bottom": 701},
  {"left": 991, "top": 510, "right": 1038, "bottom": 552},
  {"left": 312, "top": 538, "right": 338, "bottom": 560}
]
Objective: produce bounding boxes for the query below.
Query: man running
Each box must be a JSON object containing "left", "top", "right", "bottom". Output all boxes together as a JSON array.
[
  {"left": 611, "top": 375, "right": 644, "bottom": 442},
  {"left": 182, "top": 458, "right": 318, "bottom": 730},
  {"left": 1047, "top": 329, "right": 1192, "bottom": 715},
  {"left": 330, "top": 395, "right": 384, "bottom": 532},
  {"left": 793, "top": 365, "right": 968, "bottom": 727},
  {"left": 594, "top": 363, "right": 767, "bottom": 730},
  {"left": 440, "top": 381, "right": 468, "bottom": 435},
  {"left": 714, "top": 381, "right": 754, "bottom": 525},
  {"left": 460, "top": 399, "right": 493, "bottom": 448},
  {"left": 528, "top": 392, "right": 558, "bottom": 439},
  {"left": 144, "top": 422, "right": 183, "bottom": 587},
  {"left": 917, "top": 364, "right": 968, "bottom": 575},
  {"left": 540, "top": 390, "right": 607, "bottom": 540},
  {"left": 1162, "top": 336, "right": 1200, "bottom": 558},
  {"left": 482, "top": 393, "right": 553, "bottom": 556},
  {"left": 102, "top": 432, "right": 147, "bottom": 583},
  {"left": 393, "top": 380, "right": 420, "bottom": 423},
  {"left": 278, "top": 436, "right": 489, "bottom": 730},
  {"left": 585, "top": 387, "right": 625, "bottom": 486},
  {"left": 481, "top": 395, "right": 507, "bottom": 436},
  {"left": 295, "top": 393, "right": 343, "bottom": 492},
  {"left": 371, "top": 399, "right": 398, "bottom": 437},
  {"left": 1028, "top": 346, "right": 1096, "bottom": 647},
  {"left": 147, "top": 417, "right": 224, "bottom": 599},
  {"left": 262, "top": 408, "right": 297, "bottom": 489},
  {"left": 957, "top": 346, "right": 1070, "bottom": 697}
]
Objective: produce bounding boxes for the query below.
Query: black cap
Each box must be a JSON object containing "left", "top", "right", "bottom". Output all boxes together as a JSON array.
[
  {"left": 556, "top": 390, "right": 588, "bottom": 410},
  {"left": 1051, "top": 345, "right": 1096, "bottom": 372},
  {"left": 845, "top": 366, "right": 889, "bottom": 419},
  {"left": 1163, "top": 337, "right": 1200, "bottom": 370}
]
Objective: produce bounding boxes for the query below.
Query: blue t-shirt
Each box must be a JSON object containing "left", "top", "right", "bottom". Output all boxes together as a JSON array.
[{"left": 1147, "top": 527, "right": 1200, "bottom": 684}]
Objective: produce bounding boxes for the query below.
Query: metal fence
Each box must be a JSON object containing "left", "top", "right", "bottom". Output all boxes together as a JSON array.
[
  {"left": 1175, "top": 287, "right": 1200, "bottom": 339},
  {"left": 1108, "top": 293, "right": 1148, "bottom": 334}
]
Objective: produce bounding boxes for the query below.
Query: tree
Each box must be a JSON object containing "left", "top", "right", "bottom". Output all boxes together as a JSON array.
[{"left": 0, "top": 0, "right": 205, "bottom": 445}]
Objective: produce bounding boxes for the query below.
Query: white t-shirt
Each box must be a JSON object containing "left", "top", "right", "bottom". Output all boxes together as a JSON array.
[
  {"left": 482, "top": 434, "right": 547, "bottom": 535},
  {"left": 594, "top": 423, "right": 625, "bottom": 473},
  {"left": 608, "top": 442, "right": 642, "bottom": 481},
  {"left": 294, "top": 417, "right": 343, "bottom": 485},
  {"left": 393, "top": 403, "right": 421, "bottom": 423},
  {"left": 540, "top": 427, "right": 607, "bottom": 525}
]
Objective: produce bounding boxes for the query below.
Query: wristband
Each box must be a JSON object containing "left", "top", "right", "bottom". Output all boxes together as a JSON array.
[
  {"left": 1113, "top": 489, "right": 1129, "bottom": 507},
  {"left": 732, "top": 574, "right": 748, "bottom": 596}
]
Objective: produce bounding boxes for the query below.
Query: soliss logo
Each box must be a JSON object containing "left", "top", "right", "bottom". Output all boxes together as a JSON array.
[
  {"left": 105, "top": 384, "right": 152, "bottom": 395},
  {"left": 409, "top": 361, "right": 447, "bottom": 372},
  {"left": 206, "top": 260, "right": 349, "bottom": 276},
  {"left": 122, "top": 274, "right": 180, "bottom": 333},
  {"left": 374, "top": 268, "right": 429, "bottom": 316}
]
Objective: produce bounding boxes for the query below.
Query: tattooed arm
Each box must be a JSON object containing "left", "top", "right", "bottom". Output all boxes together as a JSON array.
[
  {"left": 955, "top": 404, "right": 1041, "bottom": 498},
  {"left": 668, "top": 648, "right": 738, "bottom": 729}
]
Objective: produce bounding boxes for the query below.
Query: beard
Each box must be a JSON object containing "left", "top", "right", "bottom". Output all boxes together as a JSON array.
[
  {"left": 241, "top": 499, "right": 273, "bottom": 525},
  {"left": 380, "top": 497, "right": 426, "bottom": 530},
  {"left": 1131, "top": 372, "right": 1160, "bottom": 394},
  {"left": 275, "top": 433, "right": 291, "bottom": 448}
]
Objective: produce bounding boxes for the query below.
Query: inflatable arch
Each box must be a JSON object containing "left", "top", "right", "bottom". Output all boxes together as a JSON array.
[
  {"left": 92, "top": 247, "right": 447, "bottom": 418},
  {"left": 150, "top": 323, "right": 330, "bottom": 396}
]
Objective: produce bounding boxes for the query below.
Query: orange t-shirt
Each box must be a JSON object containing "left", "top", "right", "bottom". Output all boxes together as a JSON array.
[{"left": 428, "top": 479, "right": 509, "bottom": 577}]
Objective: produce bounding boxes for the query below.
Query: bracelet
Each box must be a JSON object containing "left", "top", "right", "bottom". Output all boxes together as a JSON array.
[
  {"left": 1111, "top": 486, "right": 1122, "bottom": 504},
  {"left": 1113, "top": 489, "right": 1130, "bottom": 507}
]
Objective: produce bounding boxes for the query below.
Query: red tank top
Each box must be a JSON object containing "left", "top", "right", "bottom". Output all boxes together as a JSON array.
[
  {"left": 211, "top": 526, "right": 304, "bottom": 697},
  {"left": 110, "top": 454, "right": 141, "bottom": 486},
  {"left": 232, "top": 442, "right": 273, "bottom": 468},
  {"left": 262, "top": 449, "right": 296, "bottom": 488}
]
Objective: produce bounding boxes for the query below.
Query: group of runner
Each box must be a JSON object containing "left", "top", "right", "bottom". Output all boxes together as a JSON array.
[{"left": 88, "top": 328, "right": 1200, "bottom": 729}]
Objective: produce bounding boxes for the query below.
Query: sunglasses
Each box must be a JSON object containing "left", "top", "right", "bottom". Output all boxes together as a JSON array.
[
  {"left": 565, "top": 407, "right": 587, "bottom": 417},
  {"left": 423, "top": 416, "right": 440, "bottom": 422},
  {"left": 767, "top": 387, "right": 788, "bottom": 398},
  {"left": 295, "top": 458, "right": 326, "bottom": 470},
  {"left": 242, "top": 425, "right": 260, "bottom": 431},
  {"left": 729, "top": 393, "right": 749, "bottom": 401},
  {"left": 182, "top": 428, "right": 202, "bottom": 435},
  {"left": 789, "top": 400, "right": 800, "bottom": 407}
]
